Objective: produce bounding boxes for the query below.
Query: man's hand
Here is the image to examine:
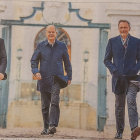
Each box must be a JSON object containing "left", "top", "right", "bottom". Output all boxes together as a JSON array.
[
  {"left": 0, "top": 73, "right": 4, "bottom": 80},
  {"left": 68, "top": 80, "right": 71, "bottom": 85},
  {"left": 35, "top": 73, "right": 42, "bottom": 80}
]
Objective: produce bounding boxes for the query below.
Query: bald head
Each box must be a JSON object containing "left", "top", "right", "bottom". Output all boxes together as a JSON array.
[{"left": 46, "top": 25, "right": 57, "bottom": 43}]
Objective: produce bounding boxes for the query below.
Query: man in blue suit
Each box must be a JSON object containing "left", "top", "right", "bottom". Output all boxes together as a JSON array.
[
  {"left": 104, "top": 20, "right": 140, "bottom": 140},
  {"left": 31, "top": 25, "right": 72, "bottom": 135}
]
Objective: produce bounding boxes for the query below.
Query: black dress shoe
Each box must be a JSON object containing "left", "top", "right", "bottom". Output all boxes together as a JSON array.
[
  {"left": 41, "top": 128, "right": 49, "bottom": 135},
  {"left": 114, "top": 132, "right": 122, "bottom": 139},
  {"left": 49, "top": 126, "right": 56, "bottom": 134}
]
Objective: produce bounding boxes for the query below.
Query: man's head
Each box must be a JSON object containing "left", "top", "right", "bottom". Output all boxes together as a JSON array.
[
  {"left": 118, "top": 20, "right": 130, "bottom": 39},
  {"left": 46, "top": 25, "right": 57, "bottom": 43}
]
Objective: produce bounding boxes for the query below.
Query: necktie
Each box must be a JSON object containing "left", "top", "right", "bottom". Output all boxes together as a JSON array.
[{"left": 123, "top": 41, "right": 127, "bottom": 48}]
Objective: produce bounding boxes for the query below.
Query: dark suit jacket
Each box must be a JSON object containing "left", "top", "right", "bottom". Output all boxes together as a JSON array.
[
  {"left": 0, "top": 38, "right": 7, "bottom": 76},
  {"left": 31, "top": 39, "right": 72, "bottom": 92},
  {"left": 104, "top": 35, "right": 140, "bottom": 94}
]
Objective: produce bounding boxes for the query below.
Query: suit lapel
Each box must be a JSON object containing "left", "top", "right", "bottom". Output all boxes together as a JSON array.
[
  {"left": 124, "top": 36, "right": 133, "bottom": 58},
  {"left": 117, "top": 35, "right": 124, "bottom": 51},
  {"left": 126, "top": 36, "right": 132, "bottom": 50}
]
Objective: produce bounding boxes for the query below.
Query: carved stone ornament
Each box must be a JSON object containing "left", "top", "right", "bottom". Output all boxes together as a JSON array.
[{"left": 42, "top": 2, "right": 70, "bottom": 24}]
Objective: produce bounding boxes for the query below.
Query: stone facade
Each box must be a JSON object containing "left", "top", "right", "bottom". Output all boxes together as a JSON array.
[
  {"left": 7, "top": 100, "right": 96, "bottom": 130},
  {"left": 0, "top": 0, "right": 140, "bottom": 129}
]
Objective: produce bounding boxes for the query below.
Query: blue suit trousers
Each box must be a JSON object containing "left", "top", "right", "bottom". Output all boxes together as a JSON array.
[{"left": 41, "top": 82, "right": 60, "bottom": 129}]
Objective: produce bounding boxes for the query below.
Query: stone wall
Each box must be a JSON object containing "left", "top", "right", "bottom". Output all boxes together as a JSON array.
[{"left": 7, "top": 100, "right": 96, "bottom": 130}]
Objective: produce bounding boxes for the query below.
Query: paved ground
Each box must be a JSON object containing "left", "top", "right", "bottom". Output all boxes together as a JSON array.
[{"left": 0, "top": 125, "right": 139, "bottom": 140}]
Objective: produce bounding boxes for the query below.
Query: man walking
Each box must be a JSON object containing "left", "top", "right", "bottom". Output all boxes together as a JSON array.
[
  {"left": 0, "top": 38, "right": 7, "bottom": 80},
  {"left": 104, "top": 20, "right": 140, "bottom": 140},
  {"left": 31, "top": 25, "right": 72, "bottom": 135}
]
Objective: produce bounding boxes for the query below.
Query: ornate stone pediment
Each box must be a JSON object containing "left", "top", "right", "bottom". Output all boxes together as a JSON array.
[{"left": 0, "top": 4, "right": 6, "bottom": 13}]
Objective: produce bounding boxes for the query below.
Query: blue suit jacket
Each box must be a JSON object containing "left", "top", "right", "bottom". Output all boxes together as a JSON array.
[
  {"left": 31, "top": 39, "right": 72, "bottom": 92},
  {"left": 104, "top": 35, "right": 140, "bottom": 94}
]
